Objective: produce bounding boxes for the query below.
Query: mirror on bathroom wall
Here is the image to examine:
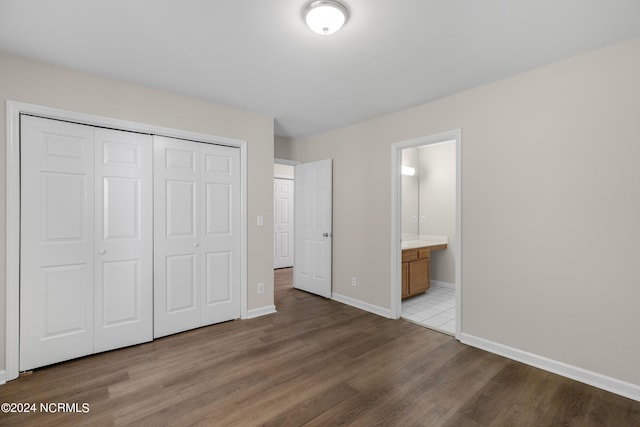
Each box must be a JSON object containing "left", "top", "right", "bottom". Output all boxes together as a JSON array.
[{"left": 401, "top": 147, "right": 419, "bottom": 237}]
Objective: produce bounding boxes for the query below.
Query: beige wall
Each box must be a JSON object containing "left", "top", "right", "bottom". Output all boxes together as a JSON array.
[
  {"left": 274, "top": 135, "right": 293, "bottom": 160},
  {"left": 418, "top": 142, "right": 456, "bottom": 283},
  {"left": 0, "top": 52, "right": 275, "bottom": 371},
  {"left": 290, "top": 38, "right": 640, "bottom": 386},
  {"left": 274, "top": 163, "right": 294, "bottom": 179}
]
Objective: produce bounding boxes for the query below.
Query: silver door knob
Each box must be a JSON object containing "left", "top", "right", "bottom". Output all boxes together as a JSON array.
[{"left": 323, "top": 232, "right": 329, "bottom": 237}]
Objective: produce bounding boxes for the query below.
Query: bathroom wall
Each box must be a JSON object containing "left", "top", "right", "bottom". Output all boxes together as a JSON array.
[
  {"left": 418, "top": 142, "right": 456, "bottom": 284},
  {"left": 401, "top": 147, "right": 419, "bottom": 236}
]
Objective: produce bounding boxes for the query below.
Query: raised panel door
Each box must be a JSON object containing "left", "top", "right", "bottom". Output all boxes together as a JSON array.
[
  {"left": 20, "top": 116, "right": 95, "bottom": 370},
  {"left": 200, "top": 143, "right": 240, "bottom": 325},
  {"left": 154, "top": 136, "right": 201, "bottom": 338},
  {"left": 93, "top": 128, "right": 152, "bottom": 352},
  {"left": 294, "top": 160, "right": 332, "bottom": 298},
  {"left": 274, "top": 178, "right": 294, "bottom": 269},
  {"left": 154, "top": 137, "right": 240, "bottom": 337}
]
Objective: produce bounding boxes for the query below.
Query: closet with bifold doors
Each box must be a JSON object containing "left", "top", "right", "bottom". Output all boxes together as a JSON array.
[
  {"left": 153, "top": 135, "right": 240, "bottom": 338},
  {"left": 20, "top": 115, "right": 153, "bottom": 371},
  {"left": 19, "top": 115, "right": 241, "bottom": 371}
]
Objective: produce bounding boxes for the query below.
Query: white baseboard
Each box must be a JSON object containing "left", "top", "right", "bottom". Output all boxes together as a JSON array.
[
  {"left": 332, "top": 293, "right": 392, "bottom": 319},
  {"left": 430, "top": 280, "right": 455, "bottom": 289},
  {"left": 460, "top": 333, "right": 640, "bottom": 402},
  {"left": 245, "top": 305, "right": 277, "bottom": 319}
]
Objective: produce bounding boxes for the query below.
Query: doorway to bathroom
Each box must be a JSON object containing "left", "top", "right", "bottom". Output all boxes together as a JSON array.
[{"left": 390, "top": 130, "right": 461, "bottom": 338}]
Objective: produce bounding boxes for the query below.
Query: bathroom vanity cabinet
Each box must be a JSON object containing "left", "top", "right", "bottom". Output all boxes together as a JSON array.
[{"left": 401, "top": 243, "right": 447, "bottom": 299}]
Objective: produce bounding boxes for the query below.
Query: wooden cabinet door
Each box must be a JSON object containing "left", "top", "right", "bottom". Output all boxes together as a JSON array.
[
  {"left": 409, "top": 257, "right": 430, "bottom": 295},
  {"left": 402, "top": 262, "right": 409, "bottom": 299}
]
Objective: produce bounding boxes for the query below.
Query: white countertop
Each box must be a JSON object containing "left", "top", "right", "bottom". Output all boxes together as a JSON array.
[{"left": 401, "top": 235, "right": 448, "bottom": 250}]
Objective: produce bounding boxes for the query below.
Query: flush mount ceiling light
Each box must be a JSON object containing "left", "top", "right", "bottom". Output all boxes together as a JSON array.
[{"left": 304, "top": 0, "right": 349, "bottom": 35}]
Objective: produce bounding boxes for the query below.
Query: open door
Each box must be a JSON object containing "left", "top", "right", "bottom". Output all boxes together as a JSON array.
[{"left": 294, "top": 159, "right": 332, "bottom": 298}]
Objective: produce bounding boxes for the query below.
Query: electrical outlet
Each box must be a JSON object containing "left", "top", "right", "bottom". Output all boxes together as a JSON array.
[
  {"left": 412, "top": 215, "right": 417, "bottom": 223},
  {"left": 420, "top": 215, "right": 426, "bottom": 223},
  {"left": 257, "top": 282, "right": 264, "bottom": 294},
  {"left": 351, "top": 277, "right": 357, "bottom": 286}
]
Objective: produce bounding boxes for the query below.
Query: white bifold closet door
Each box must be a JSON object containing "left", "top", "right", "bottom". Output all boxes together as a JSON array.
[
  {"left": 153, "top": 135, "right": 240, "bottom": 338},
  {"left": 20, "top": 115, "right": 153, "bottom": 371}
]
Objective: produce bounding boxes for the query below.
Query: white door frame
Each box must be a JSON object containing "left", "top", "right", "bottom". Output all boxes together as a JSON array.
[
  {"left": 4, "top": 100, "right": 248, "bottom": 383},
  {"left": 390, "top": 129, "right": 462, "bottom": 339}
]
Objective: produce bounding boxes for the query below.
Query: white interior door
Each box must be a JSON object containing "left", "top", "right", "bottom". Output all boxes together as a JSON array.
[
  {"left": 154, "top": 136, "right": 240, "bottom": 338},
  {"left": 93, "top": 128, "right": 153, "bottom": 352},
  {"left": 20, "top": 116, "right": 95, "bottom": 371},
  {"left": 154, "top": 136, "right": 201, "bottom": 337},
  {"left": 199, "top": 143, "right": 241, "bottom": 325},
  {"left": 294, "top": 159, "right": 332, "bottom": 298},
  {"left": 274, "top": 178, "right": 294, "bottom": 269},
  {"left": 20, "top": 116, "right": 153, "bottom": 370}
]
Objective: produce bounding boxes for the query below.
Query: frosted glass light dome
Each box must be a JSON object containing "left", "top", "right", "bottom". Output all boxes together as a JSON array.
[{"left": 304, "top": 1, "right": 349, "bottom": 35}]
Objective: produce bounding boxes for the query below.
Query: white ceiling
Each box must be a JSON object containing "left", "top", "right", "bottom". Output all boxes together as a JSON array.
[{"left": 1, "top": 1, "right": 640, "bottom": 138}]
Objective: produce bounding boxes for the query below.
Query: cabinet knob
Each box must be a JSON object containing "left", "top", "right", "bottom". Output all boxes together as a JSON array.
[
  {"left": 99, "top": 249, "right": 106, "bottom": 255},
  {"left": 194, "top": 243, "right": 200, "bottom": 248}
]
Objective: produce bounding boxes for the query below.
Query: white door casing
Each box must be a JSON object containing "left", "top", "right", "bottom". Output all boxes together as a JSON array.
[
  {"left": 20, "top": 116, "right": 153, "bottom": 371},
  {"left": 274, "top": 178, "right": 294, "bottom": 269},
  {"left": 390, "top": 130, "right": 462, "bottom": 338},
  {"left": 153, "top": 135, "right": 240, "bottom": 338},
  {"left": 293, "top": 159, "right": 332, "bottom": 298}
]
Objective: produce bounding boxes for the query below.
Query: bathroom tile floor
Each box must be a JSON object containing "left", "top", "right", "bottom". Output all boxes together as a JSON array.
[{"left": 401, "top": 282, "right": 455, "bottom": 335}]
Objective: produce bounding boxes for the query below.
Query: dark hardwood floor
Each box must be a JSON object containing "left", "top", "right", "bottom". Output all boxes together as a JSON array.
[{"left": 1, "top": 267, "right": 639, "bottom": 426}]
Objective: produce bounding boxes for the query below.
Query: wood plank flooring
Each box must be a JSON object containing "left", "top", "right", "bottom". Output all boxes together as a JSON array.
[{"left": 1, "top": 267, "right": 639, "bottom": 426}]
